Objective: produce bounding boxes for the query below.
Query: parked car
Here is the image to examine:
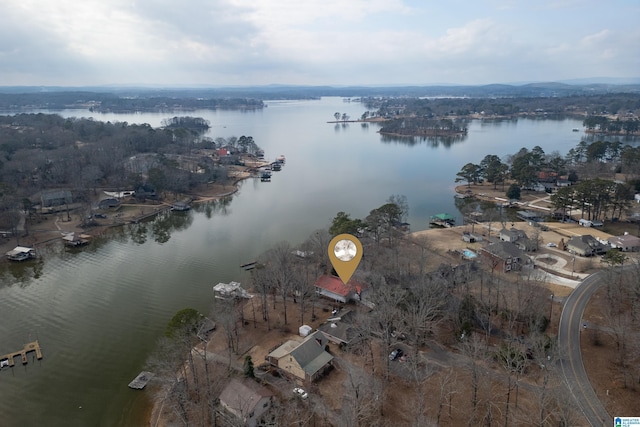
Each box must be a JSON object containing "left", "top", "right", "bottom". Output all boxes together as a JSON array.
[
  {"left": 546, "top": 242, "right": 557, "bottom": 247},
  {"left": 389, "top": 348, "right": 404, "bottom": 361},
  {"left": 293, "top": 387, "right": 308, "bottom": 399}
]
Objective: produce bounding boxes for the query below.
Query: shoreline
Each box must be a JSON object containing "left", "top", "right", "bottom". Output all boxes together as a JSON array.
[{"left": 0, "top": 169, "right": 257, "bottom": 263}]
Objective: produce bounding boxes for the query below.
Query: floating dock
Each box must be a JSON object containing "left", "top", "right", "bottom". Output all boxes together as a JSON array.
[
  {"left": 240, "top": 261, "right": 258, "bottom": 271},
  {"left": 0, "top": 340, "right": 43, "bottom": 367},
  {"left": 128, "top": 371, "right": 154, "bottom": 390}
]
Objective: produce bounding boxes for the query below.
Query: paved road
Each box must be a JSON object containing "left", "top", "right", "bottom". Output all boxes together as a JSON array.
[{"left": 558, "top": 270, "right": 612, "bottom": 427}]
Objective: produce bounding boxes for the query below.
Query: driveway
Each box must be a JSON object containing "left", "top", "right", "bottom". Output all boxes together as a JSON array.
[{"left": 558, "top": 270, "right": 612, "bottom": 426}]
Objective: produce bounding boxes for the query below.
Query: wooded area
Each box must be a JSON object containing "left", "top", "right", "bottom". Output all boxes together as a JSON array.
[
  {"left": 0, "top": 113, "right": 260, "bottom": 233},
  {"left": 147, "top": 195, "right": 640, "bottom": 426}
]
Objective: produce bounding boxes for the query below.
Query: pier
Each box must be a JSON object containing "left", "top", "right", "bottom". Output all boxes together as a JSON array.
[
  {"left": 128, "top": 371, "right": 154, "bottom": 389},
  {"left": 0, "top": 341, "right": 43, "bottom": 367}
]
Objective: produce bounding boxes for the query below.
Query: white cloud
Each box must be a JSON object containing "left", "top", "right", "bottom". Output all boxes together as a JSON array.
[{"left": 0, "top": 0, "right": 638, "bottom": 85}]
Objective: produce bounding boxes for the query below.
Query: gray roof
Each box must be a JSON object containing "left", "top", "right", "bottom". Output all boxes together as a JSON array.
[
  {"left": 219, "top": 378, "right": 272, "bottom": 414},
  {"left": 289, "top": 331, "right": 333, "bottom": 376},
  {"left": 500, "top": 227, "right": 527, "bottom": 241},
  {"left": 318, "top": 309, "right": 357, "bottom": 344},
  {"left": 41, "top": 189, "right": 72, "bottom": 201},
  {"left": 567, "top": 235, "right": 606, "bottom": 253},
  {"left": 608, "top": 234, "right": 640, "bottom": 246},
  {"left": 482, "top": 241, "right": 529, "bottom": 261}
]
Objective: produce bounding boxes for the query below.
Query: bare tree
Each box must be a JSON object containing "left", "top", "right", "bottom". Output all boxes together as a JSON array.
[
  {"left": 436, "top": 367, "right": 458, "bottom": 425},
  {"left": 339, "top": 361, "right": 384, "bottom": 427}
]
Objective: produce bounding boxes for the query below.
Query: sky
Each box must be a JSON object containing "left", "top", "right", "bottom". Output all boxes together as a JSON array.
[{"left": 1, "top": 0, "right": 639, "bottom": 87}]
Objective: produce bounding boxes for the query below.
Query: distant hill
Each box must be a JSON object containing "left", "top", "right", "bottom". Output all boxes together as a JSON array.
[{"left": 0, "top": 80, "right": 639, "bottom": 107}]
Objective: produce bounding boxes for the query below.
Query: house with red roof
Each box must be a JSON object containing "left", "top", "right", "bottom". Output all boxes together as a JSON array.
[{"left": 314, "top": 274, "right": 367, "bottom": 304}]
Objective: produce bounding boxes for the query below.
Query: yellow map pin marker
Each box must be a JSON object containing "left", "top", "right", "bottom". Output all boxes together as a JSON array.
[{"left": 328, "top": 234, "right": 363, "bottom": 285}]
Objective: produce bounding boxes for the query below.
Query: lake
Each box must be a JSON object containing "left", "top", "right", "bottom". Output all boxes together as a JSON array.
[{"left": 0, "top": 98, "right": 634, "bottom": 426}]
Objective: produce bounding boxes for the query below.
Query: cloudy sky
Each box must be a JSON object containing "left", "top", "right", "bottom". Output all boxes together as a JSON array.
[{"left": 2, "top": 0, "right": 639, "bottom": 87}]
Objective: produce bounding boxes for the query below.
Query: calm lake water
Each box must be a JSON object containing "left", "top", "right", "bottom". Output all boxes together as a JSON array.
[{"left": 0, "top": 98, "right": 635, "bottom": 426}]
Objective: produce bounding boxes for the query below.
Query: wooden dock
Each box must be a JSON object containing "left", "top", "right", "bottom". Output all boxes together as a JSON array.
[
  {"left": 128, "top": 371, "right": 154, "bottom": 389},
  {"left": 240, "top": 261, "right": 258, "bottom": 271},
  {"left": 0, "top": 340, "right": 43, "bottom": 367}
]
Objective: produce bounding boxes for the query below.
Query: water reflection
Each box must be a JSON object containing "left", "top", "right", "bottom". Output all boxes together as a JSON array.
[
  {"left": 151, "top": 210, "right": 194, "bottom": 244},
  {"left": 581, "top": 134, "right": 640, "bottom": 146},
  {"left": 380, "top": 133, "right": 467, "bottom": 148},
  {"left": 0, "top": 259, "right": 44, "bottom": 287},
  {"left": 129, "top": 222, "right": 148, "bottom": 245},
  {"left": 334, "top": 122, "right": 350, "bottom": 132},
  {"left": 192, "top": 197, "right": 233, "bottom": 218}
]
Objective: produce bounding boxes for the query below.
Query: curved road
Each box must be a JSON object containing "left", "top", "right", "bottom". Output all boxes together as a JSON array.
[{"left": 558, "top": 270, "right": 612, "bottom": 426}]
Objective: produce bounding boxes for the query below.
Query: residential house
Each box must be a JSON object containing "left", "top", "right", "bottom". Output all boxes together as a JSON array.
[
  {"left": 499, "top": 227, "right": 537, "bottom": 252},
  {"left": 98, "top": 198, "right": 119, "bottom": 209},
  {"left": 608, "top": 234, "right": 640, "bottom": 252},
  {"left": 41, "top": 189, "right": 72, "bottom": 208},
  {"left": 566, "top": 235, "right": 608, "bottom": 257},
  {"left": 517, "top": 211, "right": 544, "bottom": 222},
  {"left": 314, "top": 274, "right": 367, "bottom": 304},
  {"left": 318, "top": 309, "right": 360, "bottom": 346},
  {"left": 266, "top": 330, "right": 333, "bottom": 383},
  {"left": 219, "top": 378, "right": 274, "bottom": 427},
  {"left": 499, "top": 227, "right": 527, "bottom": 243},
  {"left": 480, "top": 241, "right": 531, "bottom": 273}
]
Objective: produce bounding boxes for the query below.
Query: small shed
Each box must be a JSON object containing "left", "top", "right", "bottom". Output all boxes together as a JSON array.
[{"left": 299, "top": 325, "right": 312, "bottom": 337}]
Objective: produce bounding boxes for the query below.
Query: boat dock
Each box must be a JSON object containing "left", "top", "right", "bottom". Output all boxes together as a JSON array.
[
  {"left": 430, "top": 213, "right": 456, "bottom": 228},
  {"left": 240, "top": 261, "right": 258, "bottom": 271},
  {"left": 0, "top": 341, "right": 43, "bottom": 367},
  {"left": 128, "top": 371, "right": 154, "bottom": 389}
]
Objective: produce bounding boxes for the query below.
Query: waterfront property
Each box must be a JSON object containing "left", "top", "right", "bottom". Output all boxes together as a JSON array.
[
  {"left": 314, "top": 274, "right": 367, "bottom": 304},
  {"left": 171, "top": 201, "right": 190, "bottom": 211},
  {"left": 0, "top": 341, "right": 43, "bottom": 367},
  {"left": 62, "top": 232, "right": 91, "bottom": 247},
  {"left": 430, "top": 213, "right": 456, "bottom": 228},
  {"left": 6, "top": 246, "right": 36, "bottom": 261}
]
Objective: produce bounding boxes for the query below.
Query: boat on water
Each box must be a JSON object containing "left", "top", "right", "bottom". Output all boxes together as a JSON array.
[
  {"left": 572, "top": 128, "right": 580, "bottom": 132},
  {"left": 260, "top": 171, "right": 272, "bottom": 181},
  {"left": 271, "top": 162, "right": 282, "bottom": 171},
  {"left": 276, "top": 154, "right": 286, "bottom": 163}
]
